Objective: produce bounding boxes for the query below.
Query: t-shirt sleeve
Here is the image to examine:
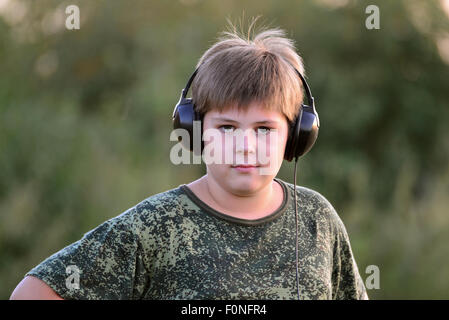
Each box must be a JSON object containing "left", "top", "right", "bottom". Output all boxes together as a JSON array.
[
  {"left": 25, "top": 207, "right": 149, "bottom": 300},
  {"left": 331, "top": 213, "right": 368, "bottom": 300}
]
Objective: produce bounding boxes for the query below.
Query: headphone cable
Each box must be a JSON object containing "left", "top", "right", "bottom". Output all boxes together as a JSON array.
[{"left": 293, "top": 157, "right": 300, "bottom": 300}]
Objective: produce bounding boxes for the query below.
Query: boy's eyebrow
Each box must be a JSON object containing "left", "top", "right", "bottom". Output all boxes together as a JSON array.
[{"left": 210, "top": 117, "right": 280, "bottom": 125}]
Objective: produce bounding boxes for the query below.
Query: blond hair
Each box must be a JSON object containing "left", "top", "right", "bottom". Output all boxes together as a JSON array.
[{"left": 191, "top": 19, "right": 305, "bottom": 123}]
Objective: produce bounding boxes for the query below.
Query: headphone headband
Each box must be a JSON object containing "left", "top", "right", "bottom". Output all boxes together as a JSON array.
[{"left": 179, "top": 65, "right": 315, "bottom": 110}]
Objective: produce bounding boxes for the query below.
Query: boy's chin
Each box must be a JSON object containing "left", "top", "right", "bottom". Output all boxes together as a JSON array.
[
  {"left": 225, "top": 173, "right": 274, "bottom": 195},
  {"left": 228, "top": 182, "right": 261, "bottom": 196}
]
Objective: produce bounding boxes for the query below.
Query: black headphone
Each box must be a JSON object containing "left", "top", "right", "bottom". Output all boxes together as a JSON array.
[{"left": 172, "top": 65, "right": 319, "bottom": 162}]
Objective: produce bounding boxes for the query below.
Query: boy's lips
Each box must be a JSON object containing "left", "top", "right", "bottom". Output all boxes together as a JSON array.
[
  {"left": 231, "top": 164, "right": 259, "bottom": 173},
  {"left": 231, "top": 164, "right": 259, "bottom": 168}
]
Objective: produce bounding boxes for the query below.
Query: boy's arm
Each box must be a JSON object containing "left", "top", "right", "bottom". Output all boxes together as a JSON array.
[
  {"left": 16, "top": 207, "right": 149, "bottom": 300},
  {"left": 10, "top": 276, "right": 64, "bottom": 300}
]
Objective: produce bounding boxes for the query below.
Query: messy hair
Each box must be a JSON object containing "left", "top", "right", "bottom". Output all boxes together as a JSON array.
[{"left": 191, "top": 18, "right": 306, "bottom": 123}]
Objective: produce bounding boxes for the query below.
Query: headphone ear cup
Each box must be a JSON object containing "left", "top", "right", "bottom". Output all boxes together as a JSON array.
[
  {"left": 284, "top": 105, "right": 319, "bottom": 161},
  {"left": 284, "top": 115, "right": 301, "bottom": 162},
  {"left": 296, "top": 105, "right": 319, "bottom": 158},
  {"left": 172, "top": 100, "right": 197, "bottom": 153}
]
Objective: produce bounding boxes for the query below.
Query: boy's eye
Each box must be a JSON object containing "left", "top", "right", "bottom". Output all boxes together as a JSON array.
[
  {"left": 219, "top": 125, "right": 235, "bottom": 133},
  {"left": 257, "top": 126, "right": 271, "bottom": 134},
  {"left": 218, "top": 125, "right": 272, "bottom": 134}
]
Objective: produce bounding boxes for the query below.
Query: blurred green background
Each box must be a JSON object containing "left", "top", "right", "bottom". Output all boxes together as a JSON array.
[{"left": 1, "top": 0, "right": 449, "bottom": 299}]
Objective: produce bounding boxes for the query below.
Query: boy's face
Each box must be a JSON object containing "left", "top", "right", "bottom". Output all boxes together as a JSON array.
[{"left": 202, "top": 101, "right": 289, "bottom": 195}]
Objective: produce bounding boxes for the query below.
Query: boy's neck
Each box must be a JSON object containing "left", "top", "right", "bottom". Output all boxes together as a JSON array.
[{"left": 186, "top": 174, "right": 284, "bottom": 220}]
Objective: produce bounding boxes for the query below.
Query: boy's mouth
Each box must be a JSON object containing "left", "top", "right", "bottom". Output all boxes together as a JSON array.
[
  {"left": 231, "top": 164, "right": 259, "bottom": 168},
  {"left": 231, "top": 164, "right": 260, "bottom": 173}
]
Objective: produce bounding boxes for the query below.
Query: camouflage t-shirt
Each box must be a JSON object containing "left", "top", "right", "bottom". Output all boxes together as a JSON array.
[{"left": 26, "top": 178, "right": 368, "bottom": 300}]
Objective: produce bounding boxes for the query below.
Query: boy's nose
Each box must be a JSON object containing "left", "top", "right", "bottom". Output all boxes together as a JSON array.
[{"left": 235, "top": 129, "right": 257, "bottom": 155}]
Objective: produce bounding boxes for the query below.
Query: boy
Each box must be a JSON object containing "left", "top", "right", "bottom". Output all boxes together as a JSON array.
[{"left": 10, "top": 24, "right": 368, "bottom": 300}]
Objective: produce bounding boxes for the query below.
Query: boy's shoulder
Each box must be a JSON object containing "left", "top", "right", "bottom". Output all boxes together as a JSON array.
[
  {"left": 281, "top": 179, "right": 335, "bottom": 209},
  {"left": 280, "top": 179, "right": 345, "bottom": 231},
  {"left": 130, "top": 184, "right": 188, "bottom": 221},
  {"left": 96, "top": 185, "right": 184, "bottom": 230},
  {"left": 118, "top": 179, "right": 344, "bottom": 233},
  {"left": 135, "top": 179, "right": 338, "bottom": 218},
  {"left": 135, "top": 185, "right": 183, "bottom": 209}
]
